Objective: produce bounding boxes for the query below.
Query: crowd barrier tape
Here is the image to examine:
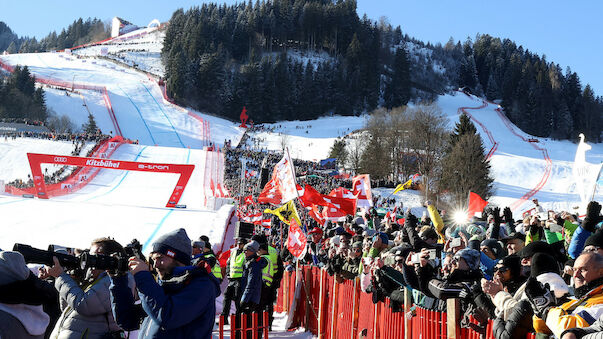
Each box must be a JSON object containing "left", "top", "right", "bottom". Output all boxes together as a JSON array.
[
  {"left": 5, "top": 136, "right": 129, "bottom": 198},
  {"left": 276, "top": 265, "right": 538, "bottom": 339}
]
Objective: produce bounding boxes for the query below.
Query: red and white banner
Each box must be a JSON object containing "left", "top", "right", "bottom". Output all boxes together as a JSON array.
[
  {"left": 271, "top": 151, "right": 298, "bottom": 203},
  {"left": 352, "top": 174, "right": 373, "bottom": 208},
  {"left": 26, "top": 153, "right": 194, "bottom": 208},
  {"left": 258, "top": 178, "right": 283, "bottom": 205},
  {"left": 322, "top": 187, "right": 357, "bottom": 221},
  {"left": 244, "top": 195, "right": 255, "bottom": 205},
  {"left": 287, "top": 219, "right": 307, "bottom": 258}
]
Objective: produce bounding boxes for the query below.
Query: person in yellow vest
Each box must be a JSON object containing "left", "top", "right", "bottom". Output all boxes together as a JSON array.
[
  {"left": 527, "top": 252, "right": 603, "bottom": 338},
  {"left": 191, "top": 238, "right": 223, "bottom": 282},
  {"left": 220, "top": 237, "right": 248, "bottom": 324},
  {"left": 253, "top": 234, "right": 283, "bottom": 330}
]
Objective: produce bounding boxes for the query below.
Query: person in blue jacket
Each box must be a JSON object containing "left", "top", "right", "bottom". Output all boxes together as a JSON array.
[
  {"left": 238, "top": 240, "right": 267, "bottom": 314},
  {"left": 108, "top": 228, "right": 220, "bottom": 339}
]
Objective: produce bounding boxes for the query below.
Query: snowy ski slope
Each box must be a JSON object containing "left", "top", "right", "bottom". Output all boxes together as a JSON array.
[{"left": 1, "top": 27, "right": 601, "bottom": 251}]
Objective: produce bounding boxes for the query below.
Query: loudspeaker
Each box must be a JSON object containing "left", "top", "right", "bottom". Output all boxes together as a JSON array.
[
  {"left": 258, "top": 167, "right": 270, "bottom": 189},
  {"left": 236, "top": 221, "right": 254, "bottom": 240}
]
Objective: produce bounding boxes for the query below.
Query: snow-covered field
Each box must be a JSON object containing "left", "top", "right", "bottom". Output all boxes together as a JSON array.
[{"left": 0, "top": 26, "right": 601, "bottom": 338}]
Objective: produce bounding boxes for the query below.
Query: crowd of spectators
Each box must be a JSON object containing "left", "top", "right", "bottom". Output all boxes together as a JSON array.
[{"left": 261, "top": 195, "right": 603, "bottom": 339}]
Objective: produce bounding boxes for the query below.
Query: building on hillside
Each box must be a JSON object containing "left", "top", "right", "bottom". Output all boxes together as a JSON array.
[{"left": 111, "top": 17, "right": 139, "bottom": 38}]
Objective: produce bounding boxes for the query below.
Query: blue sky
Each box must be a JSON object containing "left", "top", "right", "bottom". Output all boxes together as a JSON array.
[{"left": 2, "top": 0, "right": 602, "bottom": 95}]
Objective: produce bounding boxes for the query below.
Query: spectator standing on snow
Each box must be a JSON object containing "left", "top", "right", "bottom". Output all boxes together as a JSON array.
[{"left": 109, "top": 228, "right": 220, "bottom": 339}]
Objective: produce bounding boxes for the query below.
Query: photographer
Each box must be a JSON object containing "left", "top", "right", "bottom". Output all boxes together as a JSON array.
[
  {"left": 109, "top": 228, "right": 220, "bottom": 338},
  {"left": 39, "top": 238, "right": 128, "bottom": 339}
]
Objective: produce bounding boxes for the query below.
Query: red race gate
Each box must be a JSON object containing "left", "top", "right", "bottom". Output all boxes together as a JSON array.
[{"left": 27, "top": 153, "right": 195, "bottom": 208}]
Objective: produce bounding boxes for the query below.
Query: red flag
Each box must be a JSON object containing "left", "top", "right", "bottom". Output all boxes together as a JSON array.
[
  {"left": 352, "top": 174, "right": 373, "bottom": 208},
  {"left": 324, "top": 188, "right": 357, "bottom": 215},
  {"left": 271, "top": 152, "right": 298, "bottom": 203},
  {"left": 308, "top": 204, "right": 326, "bottom": 225},
  {"left": 287, "top": 219, "right": 307, "bottom": 258},
  {"left": 467, "top": 191, "right": 488, "bottom": 220},
  {"left": 244, "top": 195, "right": 255, "bottom": 205},
  {"left": 299, "top": 184, "right": 327, "bottom": 207},
  {"left": 218, "top": 249, "right": 231, "bottom": 268},
  {"left": 258, "top": 178, "right": 282, "bottom": 205}
]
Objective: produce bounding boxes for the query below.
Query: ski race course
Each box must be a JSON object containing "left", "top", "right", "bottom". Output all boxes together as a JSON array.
[{"left": 0, "top": 27, "right": 601, "bottom": 338}]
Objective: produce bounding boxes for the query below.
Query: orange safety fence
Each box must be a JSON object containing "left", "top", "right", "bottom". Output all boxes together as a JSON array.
[{"left": 276, "top": 265, "right": 538, "bottom": 339}]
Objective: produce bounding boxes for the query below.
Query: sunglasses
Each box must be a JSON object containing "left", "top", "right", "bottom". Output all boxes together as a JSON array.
[{"left": 494, "top": 266, "right": 509, "bottom": 273}]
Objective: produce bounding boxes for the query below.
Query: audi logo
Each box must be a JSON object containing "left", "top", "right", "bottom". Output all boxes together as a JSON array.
[{"left": 54, "top": 156, "right": 68, "bottom": 163}]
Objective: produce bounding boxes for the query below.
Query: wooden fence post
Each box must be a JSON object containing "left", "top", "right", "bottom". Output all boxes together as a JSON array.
[
  {"left": 404, "top": 287, "right": 412, "bottom": 339},
  {"left": 446, "top": 299, "right": 461, "bottom": 339}
]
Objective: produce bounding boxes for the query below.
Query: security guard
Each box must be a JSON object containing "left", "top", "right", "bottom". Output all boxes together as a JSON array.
[{"left": 220, "top": 237, "right": 248, "bottom": 323}]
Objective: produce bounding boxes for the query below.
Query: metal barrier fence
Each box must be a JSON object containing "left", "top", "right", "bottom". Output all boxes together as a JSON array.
[
  {"left": 276, "top": 265, "right": 538, "bottom": 339},
  {"left": 218, "top": 312, "right": 269, "bottom": 339}
]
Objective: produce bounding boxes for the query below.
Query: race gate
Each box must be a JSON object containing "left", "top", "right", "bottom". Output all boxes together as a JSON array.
[{"left": 27, "top": 153, "right": 195, "bottom": 208}]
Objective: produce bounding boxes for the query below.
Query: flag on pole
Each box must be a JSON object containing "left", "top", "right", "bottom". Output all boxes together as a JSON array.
[
  {"left": 258, "top": 178, "right": 283, "bottom": 205},
  {"left": 264, "top": 200, "right": 302, "bottom": 226},
  {"left": 299, "top": 184, "right": 328, "bottom": 207},
  {"left": 393, "top": 179, "right": 413, "bottom": 194},
  {"left": 467, "top": 191, "right": 488, "bottom": 219},
  {"left": 287, "top": 218, "right": 307, "bottom": 258},
  {"left": 352, "top": 174, "right": 373, "bottom": 208},
  {"left": 271, "top": 151, "right": 298, "bottom": 203}
]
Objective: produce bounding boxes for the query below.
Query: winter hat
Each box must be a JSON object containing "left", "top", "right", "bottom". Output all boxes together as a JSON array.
[
  {"left": 373, "top": 232, "right": 389, "bottom": 246},
  {"left": 308, "top": 227, "right": 324, "bottom": 235},
  {"left": 352, "top": 241, "right": 363, "bottom": 249},
  {"left": 354, "top": 217, "right": 365, "bottom": 226},
  {"left": 481, "top": 239, "right": 504, "bottom": 259},
  {"left": 454, "top": 248, "right": 480, "bottom": 271},
  {"left": 517, "top": 241, "right": 550, "bottom": 259},
  {"left": 330, "top": 235, "right": 341, "bottom": 247},
  {"left": 191, "top": 240, "right": 205, "bottom": 249},
  {"left": 152, "top": 228, "right": 192, "bottom": 265},
  {"left": 585, "top": 229, "right": 603, "bottom": 249},
  {"left": 0, "top": 251, "right": 31, "bottom": 286},
  {"left": 244, "top": 240, "right": 260, "bottom": 253},
  {"left": 530, "top": 253, "right": 560, "bottom": 277},
  {"left": 419, "top": 227, "right": 438, "bottom": 241},
  {"left": 505, "top": 232, "right": 526, "bottom": 243},
  {"left": 499, "top": 255, "right": 522, "bottom": 279},
  {"left": 251, "top": 234, "right": 267, "bottom": 246}
]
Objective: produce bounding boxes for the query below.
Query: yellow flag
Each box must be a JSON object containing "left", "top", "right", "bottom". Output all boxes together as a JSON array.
[
  {"left": 393, "top": 179, "right": 412, "bottom": 194},
  {"left": 264, "top": 200, "right": 302, "bottom": 226}
]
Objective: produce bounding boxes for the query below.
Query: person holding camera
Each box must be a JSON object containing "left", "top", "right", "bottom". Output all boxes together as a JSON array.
[
  {"left": 39, "top": 237, "right": 128, "bottom": 339},
  {"left": 109, "top": 228, "right": 220, "bottom": 339}
]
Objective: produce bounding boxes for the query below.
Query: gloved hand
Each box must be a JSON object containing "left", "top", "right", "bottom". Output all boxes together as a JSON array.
[
  {"left": 492, "top": 207, "right": 502, "bottom": 225},
  {"left": 582, "top": 201, "right": 603, "bottom": 233},
  {"left": 404, "top": 212, "right": 418, "bottom": 228},
  {"left": 503, "top": 207, "right": 513, "bottom": 224},
  {"left": 458, "top": 282, "right": 474, "bottom": 300},
  {"left": 525, "top": 277, "right": 556, "bottom": 320}
]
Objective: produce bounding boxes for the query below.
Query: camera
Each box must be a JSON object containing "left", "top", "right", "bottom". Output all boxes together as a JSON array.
[
  {"left": 80, "top": 239, "right": 146, "bottom": 274},
  {"left": 13, "top": 243, "right": 81, "bottom": 270},
  {"left": 411, "top": 249, "right": 437, "bottom": 264},
  {"left": 450, "top": 237, "right": 462, "bottom": 248}
]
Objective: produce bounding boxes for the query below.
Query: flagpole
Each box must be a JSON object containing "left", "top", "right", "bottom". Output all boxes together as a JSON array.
[{"left": 286, "top": 147, "right": 307, "bottom": 233}]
